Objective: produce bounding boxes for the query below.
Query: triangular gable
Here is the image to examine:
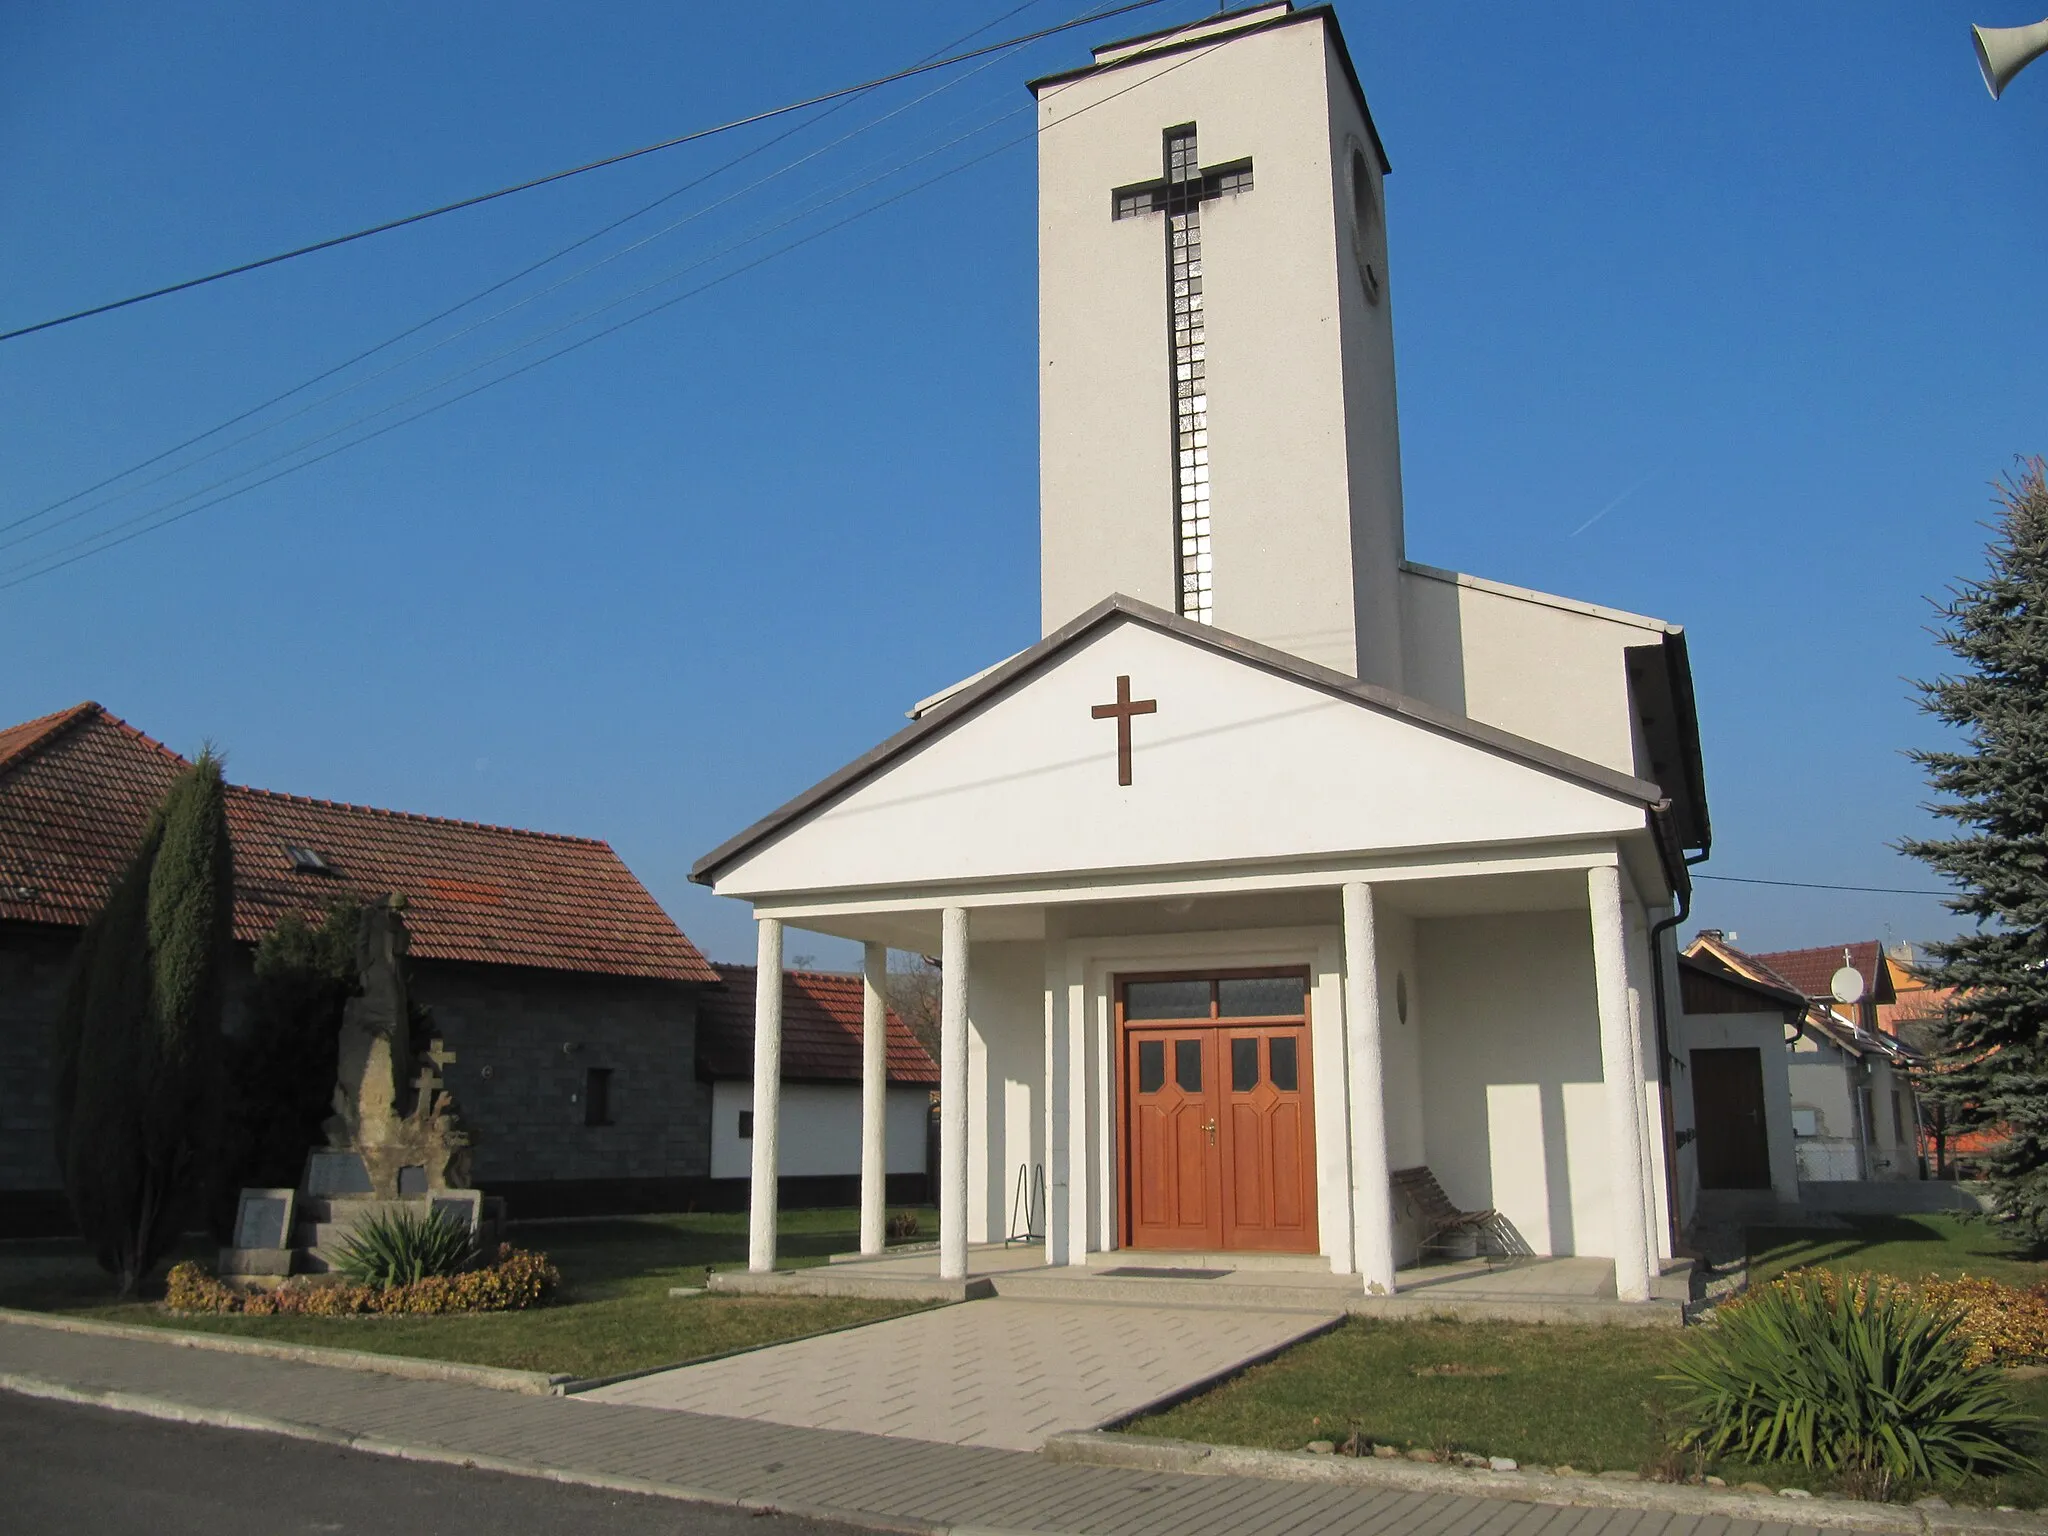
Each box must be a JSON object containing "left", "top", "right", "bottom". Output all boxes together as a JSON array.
[{"left": 697, "top": 597, "right": 1662, "bottom": 898}]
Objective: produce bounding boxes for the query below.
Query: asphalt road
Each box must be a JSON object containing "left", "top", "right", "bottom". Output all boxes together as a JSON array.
[{"left": 0, "top": 1391, "right": 878, "bottom": 1536}]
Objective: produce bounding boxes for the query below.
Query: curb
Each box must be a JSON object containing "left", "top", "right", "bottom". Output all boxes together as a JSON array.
[
  {"left": 0, "top": 1370, "right": 942, "bottom": 1536},
  {"left": 1042, "top": 1433, "right": 2048, "bottom": 1534},
  {"left": 0, "top": 1308, "right": 572, "bottom": 1396}
]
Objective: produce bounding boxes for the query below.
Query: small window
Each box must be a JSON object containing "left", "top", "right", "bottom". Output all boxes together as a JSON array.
[
  {"left": 1791, "top": 1107, "right": 1818, "bottom": 1138},
  {"left": 1892, "top": 1090, "right": 1905, "bottom": 1144},
  {"left": 1126, "top": 980, "right": 1210, "bottom": 1019},
  {"left": 1218, "top": 976, "right": 1306, "bottom": 1018},
  {"left": 1137, "top": 1039, "right": 1165, "bottom": 1094},
  {"left": 1269, "top": 1036, "right": 1299, "bottom": 1093},
  {"left": 282, "top": 843, "right": 332, "bottom": 874},
  {"left": 737, "top": 1109, "right": 754, "bottom": 1139},
  {"left": 583, "top": 1067, "right": 613, "bottom": 1127},
  {"left": 1230, "top": 1037, "right": 1259, "bottom": 1093},
  {"left": 1175, "top": 1038, "right": 1203, "bottom": 1093}
]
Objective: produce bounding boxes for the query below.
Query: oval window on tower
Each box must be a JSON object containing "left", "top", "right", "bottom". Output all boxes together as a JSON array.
[{"left": 1349, "top": 145, "right": 1382, "bottom": 306}]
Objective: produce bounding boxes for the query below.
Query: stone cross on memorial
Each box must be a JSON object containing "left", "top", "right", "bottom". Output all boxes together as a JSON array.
[{"left": 1111, "top": 123, "right": 1253, "bottom": 626}]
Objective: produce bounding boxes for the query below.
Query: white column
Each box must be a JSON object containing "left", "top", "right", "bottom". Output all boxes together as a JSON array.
[
  {"left": 1043, "top": 924, "right": 1070, "bottom": 1266},
  {"left": 859, "top": 940, "right": 889, "bottom": 1257},
  {"left": 1589, "top": 865, "right": 1653, "bottom": 1302},
  {"left": 748, "top": 917, "right": 784, "bottom": 1274},
  {"left": 939, "top": 906, "right": 970, "bottom": 1281},
  {"left": 1342, "top": 882, "right": 1397, "bottom": 1295}
]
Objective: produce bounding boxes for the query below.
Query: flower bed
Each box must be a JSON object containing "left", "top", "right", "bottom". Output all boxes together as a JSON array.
[
  {"left": 1733, "top": 1267, "right": 2048, "bottom": 1367},
  {"left": 167, "top": 1244, "right": 560, "bottom": 1317}
]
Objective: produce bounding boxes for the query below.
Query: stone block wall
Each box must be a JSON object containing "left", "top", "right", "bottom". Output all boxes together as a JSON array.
[
  {"left": 409, "top": 960, "right": 711, "bottom": 1188},
  {"left": 0, "top": 922, "right": 70, "bottom": 1200}
]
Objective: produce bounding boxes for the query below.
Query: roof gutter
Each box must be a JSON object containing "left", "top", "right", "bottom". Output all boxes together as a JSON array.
[{"left": 1645, "top": 797, "right": 1709, "bottom": 1253}]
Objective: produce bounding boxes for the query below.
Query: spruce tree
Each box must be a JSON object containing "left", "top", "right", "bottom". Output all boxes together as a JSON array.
[
  {"left": 53, "top": 751, "right": 235, "bottom": 1292},
  {"left": 1904, "top": 459, "right": 2048, "bottom": 1242}
]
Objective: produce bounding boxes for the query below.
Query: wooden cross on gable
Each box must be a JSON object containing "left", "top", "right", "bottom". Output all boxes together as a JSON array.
[{"left": 1091, "top": 675, "right": 1157, "bottom": 787}]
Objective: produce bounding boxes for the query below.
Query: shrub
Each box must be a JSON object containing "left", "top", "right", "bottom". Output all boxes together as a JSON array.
[
  {"left": 165, "top": 1245, "right": 559, "bottom": 1317},
  {"left": 1671, "top": 1271, "right": 2036, "bottom": 1485},
  {"left": 886, "top": 1211, "right": 922, "bottom": 1242},
  {"left": 333, "top": 1206, "right": 480, "bottom": 1289}
]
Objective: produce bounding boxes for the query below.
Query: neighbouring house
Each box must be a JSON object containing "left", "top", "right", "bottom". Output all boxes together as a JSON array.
[
  {"left": 695, "top": 966, "right": 936, "bottom": 1205},
  {"left": 1882, "top": 943, "right": 2003, "bottom": 1179},
  {"left": 1669, "top": 953, "right": 1809, "bottom": 1215},
  {"left": 1, "top": 701, "right": 935, "bottom": 1233},
  {"left": 690, "top": 3, "right": 1711, "bottom": 1305},
  {"left": 1684, "top": 932, "right": 1925, "bottom": 1185}
]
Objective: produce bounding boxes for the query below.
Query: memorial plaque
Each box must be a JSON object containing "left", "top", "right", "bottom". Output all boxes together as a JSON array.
[
  {"left": 303, "top": 1150, "right": 373, "bottom": 1196},
  {"left": 429, "top": 1189, "right": 483, "bottom": 1233},
  {"left": 396, "top": 1164, "right": 428, "bottom": 1197},
  {"left": 232, "top": 1189, "right": 295, "bottom": 1250}
]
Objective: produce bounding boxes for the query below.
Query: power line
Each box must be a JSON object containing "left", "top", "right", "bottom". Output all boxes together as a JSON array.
[
  {"left": 0, "top": 2, "right": 1050, "bottom": 554},
  {"left": 0, "top": 0, "right": 1175, "bottom": 344},
  {"left": 1696, "top": 874, "right": 1954, "bottom": 898},
  {"left": 0, "top": 21, "right": 1239, "bottom": 591}
]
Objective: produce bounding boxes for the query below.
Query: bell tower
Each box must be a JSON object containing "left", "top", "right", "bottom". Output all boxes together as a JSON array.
[{"left": 1032, "top": 2, "right": 1406, "bottom": 686}]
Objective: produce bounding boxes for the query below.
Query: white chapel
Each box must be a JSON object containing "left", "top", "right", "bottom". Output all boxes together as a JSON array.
[{"left": 693, "top": 2, "right": 1711, "bottom": 1303}]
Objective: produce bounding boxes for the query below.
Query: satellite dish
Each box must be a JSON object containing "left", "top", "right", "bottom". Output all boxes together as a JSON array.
[{"left": 1832, "top": 965, "right": 1866, "bottom": 1005}]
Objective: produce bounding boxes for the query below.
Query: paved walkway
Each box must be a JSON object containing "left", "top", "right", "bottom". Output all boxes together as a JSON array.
[
  {"left": 584, "top": 1298, "right": 1337, "bottom": 1450},
  {"left": 0, "top": 1314, "right": 1834, "bottom": 1536}
]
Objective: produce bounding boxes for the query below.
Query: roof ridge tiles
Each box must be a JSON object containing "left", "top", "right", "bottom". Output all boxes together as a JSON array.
[
  {"left": 0, "top": 701, "right": 188, "bottom": 778},
  {"left": 227, "top": 782, "right": 611, "bottom": 847}
]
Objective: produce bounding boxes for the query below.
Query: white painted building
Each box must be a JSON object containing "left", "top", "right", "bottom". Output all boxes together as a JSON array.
[{"left": 694, "top": 3, "right": 1710, "bottom": 1301}]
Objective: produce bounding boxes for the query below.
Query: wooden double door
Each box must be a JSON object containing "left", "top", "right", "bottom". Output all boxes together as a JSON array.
[{"left": 1118, "top": 971, "right": 1318, "bottom": 1253}]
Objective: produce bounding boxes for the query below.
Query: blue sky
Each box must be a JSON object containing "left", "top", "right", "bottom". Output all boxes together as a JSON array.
[{"left": 3, "top": 2, "right": 2042, "bottom": 968}]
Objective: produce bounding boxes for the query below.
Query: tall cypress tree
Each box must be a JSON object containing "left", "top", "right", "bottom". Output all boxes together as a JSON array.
[
  {"left": 54, "top": 751, "right": 235, "bottom": 1293},
  {"left": 1904, "top": 459, "right": 2048, "bottom": 1242}
]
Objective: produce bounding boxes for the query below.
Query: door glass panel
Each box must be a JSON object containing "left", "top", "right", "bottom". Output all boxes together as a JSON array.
[
  {"left": 1127, "top": 979, "right": 1212, "bottom": 1019},
  {"left": 1231, "top": 1036, "right": 1259, "bottom": 1092},
  {"left": 1138, "top": 1039, "right": 1165, "bottom": 1093},
  {"left": 1269, "top": 1035, "right": 1299, "bottom": 1092},
  {"left": 1218, "top": 975, "right": 1306, "bottom": 1018},
  {"left": 1175, "top": 1038, "right": 1203, "bottom": 1092}
]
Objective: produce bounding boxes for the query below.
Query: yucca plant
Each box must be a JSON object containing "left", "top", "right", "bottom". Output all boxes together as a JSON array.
[
  {"left": 332, "top": 1206, "right": 478, "bottom": 1290},
  {"left": 1669, "top": 1272, "right": 2037, "bottom": 1487}
]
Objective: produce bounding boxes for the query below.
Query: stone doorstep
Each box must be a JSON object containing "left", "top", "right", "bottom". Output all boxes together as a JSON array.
[
  {"left": 704, "top": 1267, "right": 994, "bottom": 1304},
  {"left": 1043, "top": 1432, "right": 2048, "bottom": 1535}
]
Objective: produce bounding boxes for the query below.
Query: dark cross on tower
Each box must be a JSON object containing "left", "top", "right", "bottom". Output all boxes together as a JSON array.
[
  {"left": 1091, "top": 674, "right": 1157, "bottom": 787},
  {"left": 1111, "top": 124, "right": 1253, "bottom": 626}
]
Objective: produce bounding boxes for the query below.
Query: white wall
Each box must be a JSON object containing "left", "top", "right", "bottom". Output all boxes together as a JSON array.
[
  {"left": 1673, "top": 1008, "right": 1800, "bottom": 1203},
  {"left": 1786, "top": 1033, "right": 1862, "bottom": 1181},
  {"left": 1416, "top": 910, "right": 1613, "bottom": 1258},
  {"left": 968, "top": 941, "right": 1048, "bottom": 1243},
  {"left": 715, "top": 620, "right": 1646, "bottom": 901},
  {"left": 710, "top": 1080, "right": 930, "bottom": 1182},
  {"left": 1400, "top": 566, "right": 1666, "bottom": 781}
]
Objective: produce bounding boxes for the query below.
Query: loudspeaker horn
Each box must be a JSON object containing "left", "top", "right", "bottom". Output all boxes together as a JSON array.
[{"left": 1973, "top": 17, "right": 2048, "bottom": 99}]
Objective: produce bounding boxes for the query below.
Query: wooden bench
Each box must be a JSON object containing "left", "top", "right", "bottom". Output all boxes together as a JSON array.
[{"left": 1391, "top": 1166, "right": 1528, "bottom": 1261}]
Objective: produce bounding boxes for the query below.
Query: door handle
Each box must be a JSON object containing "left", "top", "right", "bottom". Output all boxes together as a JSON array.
[{"left": 1203, "top": 1118, "right": 1218, "bottom": 1145}]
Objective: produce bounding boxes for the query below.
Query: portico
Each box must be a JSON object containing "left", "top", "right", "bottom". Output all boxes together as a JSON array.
[{"left": 696, "top": 597, "right": 1689, "bottom": 1304}]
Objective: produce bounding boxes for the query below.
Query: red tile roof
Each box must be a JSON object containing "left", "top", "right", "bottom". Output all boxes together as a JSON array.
[
  {"left": 0, "top": 702, "right": 715, "bottom": 984},
  {"left": 696, "top": 965, "right": 938, "bottom": 1085},
  {"left": 1752, "top": 941, "right": 1894, "bottom": 1004}
]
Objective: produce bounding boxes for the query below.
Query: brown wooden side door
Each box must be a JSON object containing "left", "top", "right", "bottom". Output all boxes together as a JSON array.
[
  {"left": 1218, "top": 1025, "right": 1318, "bottom": 1252},
  {"left": 1124, "top": 1028, "right": 1224, "bottom": 1249},
  {"left": 1693, "top": 1046, "right": 1771, "bottom": 1190}
]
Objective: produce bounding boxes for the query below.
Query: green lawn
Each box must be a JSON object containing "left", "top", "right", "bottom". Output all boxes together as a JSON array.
[
  {"left": 1749, "top": 1212, "right": 2042, "bottom": 1287},
  {"left": 1130, "top": 1221, "right": 2048, "bottom": 1508},
  {"left": 0, "top": 1206, "right": 931, "bottom": 1382}
]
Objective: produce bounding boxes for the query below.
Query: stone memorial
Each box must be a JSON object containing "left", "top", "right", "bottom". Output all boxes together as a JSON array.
[{"left": 219, "top": 895, "right": 498, "bottom": 1287}]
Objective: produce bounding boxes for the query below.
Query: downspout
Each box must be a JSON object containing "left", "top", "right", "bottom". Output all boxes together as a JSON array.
[{"left": 1647, "top": 800, "right": 1709, "bottom": 1252}]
